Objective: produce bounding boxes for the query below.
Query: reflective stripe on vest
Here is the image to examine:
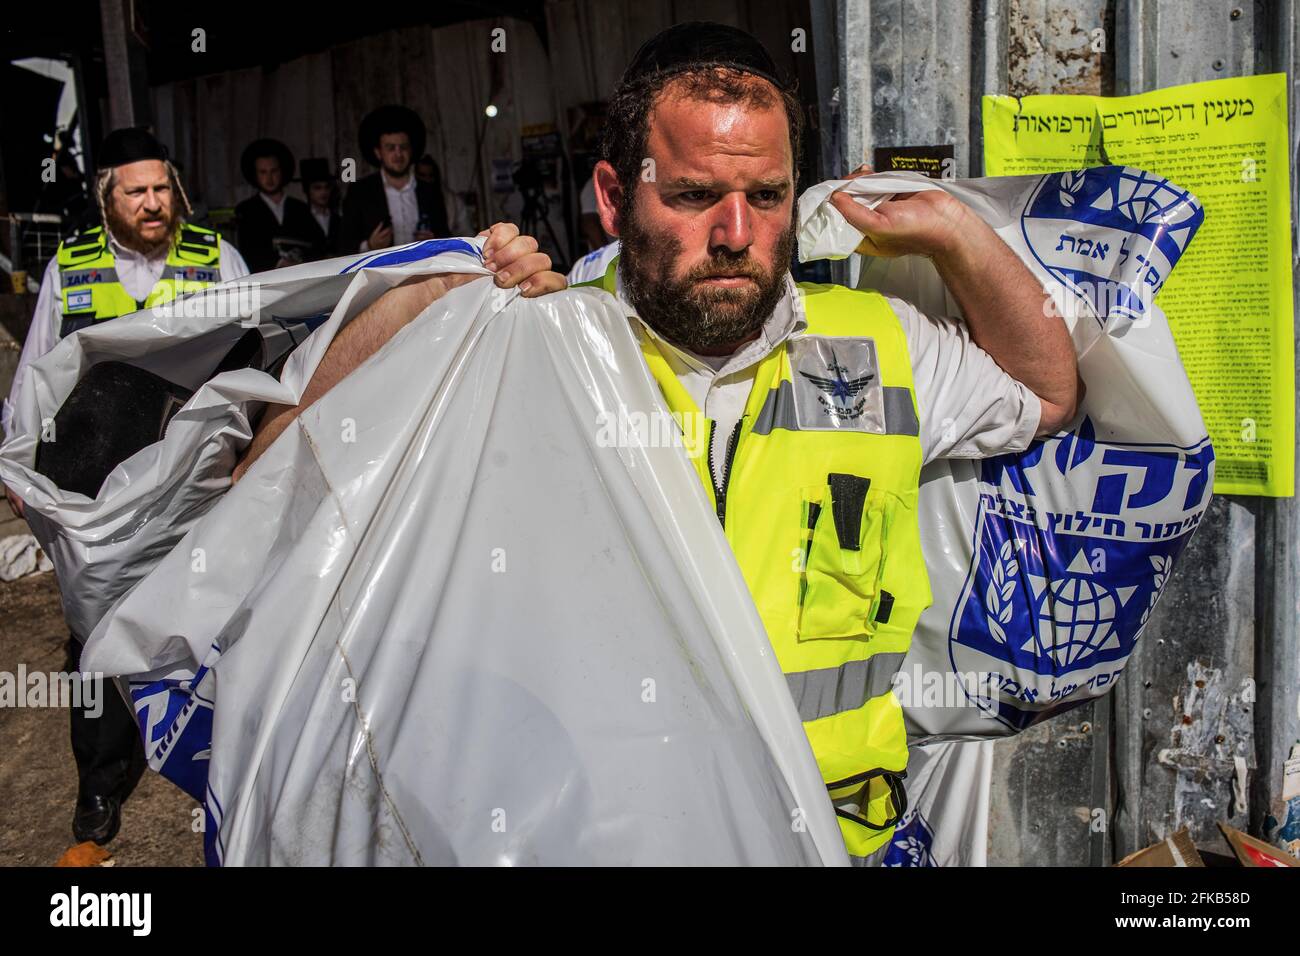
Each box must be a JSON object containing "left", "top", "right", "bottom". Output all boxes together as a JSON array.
[
  {"left": 57, "top": 224, "right": 223, "bottom": 336},
  {"left": 578, "top": 258, "right": 934, "bottom": 860}
]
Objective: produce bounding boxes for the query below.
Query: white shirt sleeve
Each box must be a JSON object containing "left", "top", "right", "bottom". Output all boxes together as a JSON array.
[
  {"left": 3, "top": 258, "right": 63, "bottom": 440},
  {"left": 887, "top": 294, "right": 1042, "bottom": 466},
  {"left": 219, "top": 239, "right": 250, "bottom": 281}
]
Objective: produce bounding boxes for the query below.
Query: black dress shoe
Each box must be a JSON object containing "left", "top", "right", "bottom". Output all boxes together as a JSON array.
[{"left": 73, "top": 794, "right": 122, "bottom": 845}]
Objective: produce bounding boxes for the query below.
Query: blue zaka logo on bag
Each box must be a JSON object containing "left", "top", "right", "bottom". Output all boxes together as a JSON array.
[
  {"left": 950, "top": 417, "right": 1214, "bottom": 732},
  {"left": 129, "top": 644, "right": 218, "bottom": 804},
  {"left": 1021, "top": 166, "right": 1203, "bottom": 324},
  {"left": 883, "top": 810, "right": 937, "bottom": 867},
  {"left": 129, "top": 643, "right": 227, "bottom": 864}
]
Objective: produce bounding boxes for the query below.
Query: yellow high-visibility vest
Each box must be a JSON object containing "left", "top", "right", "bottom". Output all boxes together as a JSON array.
[
  {"left": 56, "top": 224, "right": 223, "bottom": 337},
  {"left": 581, "top": 259, "right": 933, "bottom": 862}
]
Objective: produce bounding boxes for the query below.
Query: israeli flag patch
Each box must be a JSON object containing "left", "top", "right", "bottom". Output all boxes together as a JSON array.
[{"left": 66, "top": 289, "right": 93, "bottom": 312}]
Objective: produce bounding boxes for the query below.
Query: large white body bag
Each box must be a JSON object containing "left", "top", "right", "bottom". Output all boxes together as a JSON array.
[{"left": 0, "top": 166, "right": 1211, "bottom": 865}]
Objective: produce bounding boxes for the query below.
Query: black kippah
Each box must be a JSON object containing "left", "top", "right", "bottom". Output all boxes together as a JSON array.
[
  {"left": 621, "top": 21, "right": 783, "bottom": 88},
  {"left": 97, "top": 127, "right": 169, "bottom": 171}
]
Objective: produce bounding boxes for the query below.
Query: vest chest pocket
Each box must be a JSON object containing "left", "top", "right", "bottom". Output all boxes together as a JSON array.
[{"left": 796, "top": 474, "right": 897, "bottom": 642}]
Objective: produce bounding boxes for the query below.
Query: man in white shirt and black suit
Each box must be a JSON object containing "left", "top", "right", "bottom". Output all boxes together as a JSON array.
[
  {"left": 234, "top": 138, "right": 320, "bottom": 273},
  {"left": 340, "top": 105, "right": 450, "bottom": 253}
]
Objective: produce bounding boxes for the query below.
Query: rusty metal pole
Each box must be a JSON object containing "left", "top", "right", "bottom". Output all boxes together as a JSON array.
[{"left": 99, "top": 0, "right": 136, "bottom": 130}]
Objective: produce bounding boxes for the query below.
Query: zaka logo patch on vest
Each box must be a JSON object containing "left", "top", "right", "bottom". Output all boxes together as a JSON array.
[
  {"left": 63, "top": 269, "right": 101, "bottom": 287},
  {"left": 66, "top": 289, "right": 93, "bottom": 312},
  {"left": 788, "top": 336, "right": 885, "bottom": 433}
]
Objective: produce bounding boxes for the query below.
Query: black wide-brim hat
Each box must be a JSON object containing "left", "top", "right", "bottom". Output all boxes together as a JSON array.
[
  {"left": 240, "top": 138, "right": 296, "bottom": 188},
  {"left": 358, "top": 105, "right": 426, "bottom": 165},
  {"left": 97, "top": 127, "right": 170, "bottom": 171}
]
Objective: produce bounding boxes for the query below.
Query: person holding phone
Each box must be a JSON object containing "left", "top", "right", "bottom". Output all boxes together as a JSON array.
[{"left": 340, "top": 105, "right": 450, "bottom": 253}]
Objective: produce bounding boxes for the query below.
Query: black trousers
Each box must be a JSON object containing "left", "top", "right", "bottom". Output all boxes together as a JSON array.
[{"left": 65, "top": 634, "right": 146, "bottom": 802}]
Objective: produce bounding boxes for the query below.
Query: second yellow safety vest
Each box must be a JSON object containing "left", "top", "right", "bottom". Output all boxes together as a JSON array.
[
  {"left": 581, "top": 259, "right": 934, "bottom": 862},
  {"left": 56, "top": 224, "right": 224, "bottom": 338}
]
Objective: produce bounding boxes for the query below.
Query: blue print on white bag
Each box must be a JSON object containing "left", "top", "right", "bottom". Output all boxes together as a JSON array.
[
  {"left": 1020, "top": 166, "right": 1203, "bottom": 324},
  {"left": 882, "top": 810, "right": 938, "bottom": 867},
  {"left": 128, "top": 643, "right": 219, "bottom": 803},
  {"left": 948, "top": 417, "right": 1214, "bottom": 731}
]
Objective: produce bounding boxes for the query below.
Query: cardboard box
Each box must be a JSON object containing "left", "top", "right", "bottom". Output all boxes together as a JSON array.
[
  {"left": 1116, "top": 828, "right": 1205, "bottom": 867},
  {"left": 1218, "top": 824, "right": 1300, "bottom": 868}
]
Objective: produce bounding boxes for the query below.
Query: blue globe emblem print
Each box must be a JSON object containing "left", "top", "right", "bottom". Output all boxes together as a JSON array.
[
  {"left": 1025, "top": 167, "right": 1204, "bottom": 328},
  {"left": 1055, "top": 167, "right": 1201, "bottom": 245},
  {"left": 1111, "top": 170, "right": 1200, "bottom": 235},
  {"left": 1024, "top": 550, "right": 1137, "bottom": 666}
]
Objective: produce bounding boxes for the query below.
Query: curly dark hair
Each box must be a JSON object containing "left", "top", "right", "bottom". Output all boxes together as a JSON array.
[{"left": 601, "top": 65, "right": 804, "bottom": 221}]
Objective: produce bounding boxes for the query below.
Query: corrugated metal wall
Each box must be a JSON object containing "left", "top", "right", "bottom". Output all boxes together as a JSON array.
[{"left": 814, "top": 0, "right": 1299, "bottom": 865}]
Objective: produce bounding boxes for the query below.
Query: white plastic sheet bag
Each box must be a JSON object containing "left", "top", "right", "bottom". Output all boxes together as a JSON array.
[
  {"left": 4, "top": 166, "right": 1214, "bottom": 866},
  {"left": 800, "top": 168, "right": 1214, "bottom": 741},
  {"left": 0, "top": 240, "right": 467, "bottom": 638},
  {"left": 876, "top": 740, "right": 993, "bottom": 867},
  {"left": 4, "top": 240, "right": 842, "bottom": 866},
  {"left": 567, "top": 240, "right": 622, "bottom": 285},
  {"left": 0, "top": 533, "right": 52, "bottom": 581}
]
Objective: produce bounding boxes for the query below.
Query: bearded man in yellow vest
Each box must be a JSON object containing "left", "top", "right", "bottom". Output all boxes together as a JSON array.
[
  {"left": 2, "top": 127, "right": 249, "bottom": 847},
  {"left": 577, "top": 23, "right": 1079, "bottom": 863},
  {"left": 231, "top": 25, "right": 1080, "bottom": 865}
]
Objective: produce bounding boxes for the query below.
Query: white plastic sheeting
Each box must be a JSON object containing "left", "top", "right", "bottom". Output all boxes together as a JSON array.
[
  {"left": 876, "top": 740, "right": 993, "bottom": 867},
  {"left": 1, "top": 238, "right": 843, "bottom": 866},
  {"left": 0, "top": 253, "right": 380, "bottom": 639},
  {"left": 0, "top": 533, "right": 53, "bottom": 581},
  {"left": 1, "top": 166, "right": 1212, "bottom": 866}
]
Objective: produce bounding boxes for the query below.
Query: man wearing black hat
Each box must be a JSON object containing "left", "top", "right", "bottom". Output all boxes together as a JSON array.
[
  {"left": 300, "top": 157, "right": 342, "bottom": 258},
  {"left": 235, "top": 138, "right": 321, "bottom": 272},
  {"left": 242, "top": 23, "right": 1078, "bottom": 865},
  {"left": 340, "top": 105, "right": 450, "bottom": 254},
  {"left": 2, "top": 126, "right": 249, "bottom": 847},
  {"left": 580, "top": 22, "right": 1080, "bottom": 865}
]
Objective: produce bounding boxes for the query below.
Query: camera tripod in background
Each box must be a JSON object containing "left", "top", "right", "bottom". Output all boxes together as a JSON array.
[{"left": 513, "top": 159, "right": 569, "bottom": 270}]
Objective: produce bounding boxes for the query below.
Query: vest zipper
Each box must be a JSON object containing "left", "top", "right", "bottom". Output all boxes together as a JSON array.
[{"left": 711, "top": 417, "right": 743, "bottom": 528}]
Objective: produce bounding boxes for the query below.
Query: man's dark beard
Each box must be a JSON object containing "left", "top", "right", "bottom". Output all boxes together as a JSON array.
[
  {"left": 620, "top": 206, "right": 795, "bottom": 355},
  {"left": 105, "top": 201, "right": 178, "bottom": 259},
  {"left": 382, "top": 158, "right": 412, "bottom": 180}
]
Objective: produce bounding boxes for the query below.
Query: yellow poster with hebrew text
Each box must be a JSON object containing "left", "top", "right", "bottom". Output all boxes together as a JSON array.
[{"left": 984, "top": 74, "right": 1293, "bottom": 497}]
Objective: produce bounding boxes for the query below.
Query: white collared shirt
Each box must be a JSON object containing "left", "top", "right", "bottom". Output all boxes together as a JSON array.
[
  {"left": 108, "top": 235, "right": 169, "bottom": 302},
  {"left": 311, "top": 206, "right": 331, "bottom": 237},
  {"left": 614, "top": 265, "right": 1042, "bottom": 487},
  {"left": 259, "top": 191, "right": 286, "bottom": 226},
  {"left": 383, "top": 173, "right": 419, "bottom": 246}
]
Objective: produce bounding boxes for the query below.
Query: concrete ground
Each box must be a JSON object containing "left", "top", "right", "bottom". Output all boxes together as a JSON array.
[{"left": 0, "top": 518, "right": 203, "bottom": 867}]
